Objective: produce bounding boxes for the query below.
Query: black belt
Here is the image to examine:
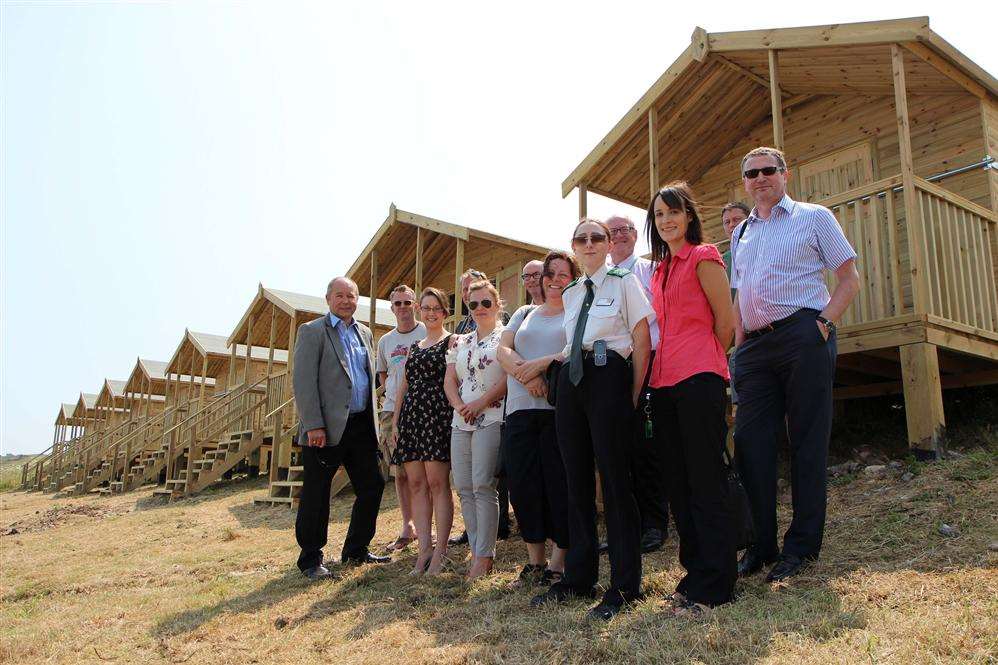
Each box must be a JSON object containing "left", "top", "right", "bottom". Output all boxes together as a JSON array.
[
  {"left": 580, "top": 349, "right": 626, "bottom": 362},
  {"left": 744, "top": 308, "right": 818, "bottom": 340},
  {"left": 346, "top": 410, "right": 369, "bottom": 422}
]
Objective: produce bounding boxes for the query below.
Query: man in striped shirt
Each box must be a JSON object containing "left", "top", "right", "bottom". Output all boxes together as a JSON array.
[{"left": 730, "top": 147, "right": 860, "bottom": 583}]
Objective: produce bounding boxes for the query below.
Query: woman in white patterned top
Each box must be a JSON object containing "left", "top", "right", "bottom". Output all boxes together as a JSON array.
[{"left": 444, "top": 279, "right": 507, "bottom": 580}]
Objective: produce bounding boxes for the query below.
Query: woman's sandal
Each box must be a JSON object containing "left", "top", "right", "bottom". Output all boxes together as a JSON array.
[
  {"left": 509, "top": 563, "right": 547, "bottom": 589},
  {"left": 387, "top": 535, "right": 416, "bottom": 552},
  {"left": 671, "top": 597, "right": 709, "bottom": 619}
]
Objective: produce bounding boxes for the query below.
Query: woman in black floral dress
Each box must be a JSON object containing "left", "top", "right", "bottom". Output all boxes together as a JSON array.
[{"left": 391, "top": 287, "right": 455, "bottom": 575}]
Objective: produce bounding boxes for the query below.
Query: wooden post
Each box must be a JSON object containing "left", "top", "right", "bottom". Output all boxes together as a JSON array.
[
  {"left": 266, "top": 302, "right": 277, "bottom": 377},
  {"left": 21, "top": 463, "right": 28, "bottom": 488},
  {"left": 453, "top": 238, "right": 465, "bottom": 331},
  {"left": 768, "top": 49, "right": 784, "bottom": 151},
  {"left": 228, "top": 341, "right": 237, "bottom": 389},
  {"left": 414, "top": 227, "right": 424, "bottom": 297},
  {"left": 244, "top": 314, "right": 254, "bottom": 384},
  {"left": 900, "top": 342, "right": 945, "bottom": 457},
  {"left": 892, "top": 44, "right": 929, "bottom": 315},
  {"left": 188, "top": 351, "right": 197, "bottom": 407},
  {"left": 579, "top": 183, "right": 588, "bottom": 219},
  {"left": 281, "top": 312, "right": 298, "bottom": 472},
  {"left": 369, "top": 249, "right": 378, "bottom": 332},
  {"left": 196, "top": 354, "right": 209, "bottom": 412},
  {"left": 122, "top": 438, "right": 133, "bottom": 492},
  {"left": 648, "top": 107, "right": 659, "bottom": 197}
]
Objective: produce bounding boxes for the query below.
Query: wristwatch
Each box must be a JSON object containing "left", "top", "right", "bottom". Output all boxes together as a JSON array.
[{"left": 815, "top": 315, "right": 836, "bottom": 335}]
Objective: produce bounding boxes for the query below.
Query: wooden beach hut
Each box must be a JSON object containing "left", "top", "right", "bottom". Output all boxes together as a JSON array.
[
  {"left": 561, "top": 17, "right": 997, "bottom": 457},
  {"left": 24, "top": 403, "right": 85, "bottom": 491}
]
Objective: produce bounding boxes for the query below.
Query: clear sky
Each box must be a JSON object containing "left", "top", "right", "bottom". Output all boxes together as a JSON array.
[{"left": 2, "top": 2, "right": 995, "bottom": 455}]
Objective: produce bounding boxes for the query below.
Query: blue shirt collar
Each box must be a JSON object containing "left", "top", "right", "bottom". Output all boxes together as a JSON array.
[
  {"left": 328, "top": 311, "right": 356, "bottom": 330},
  {"left": 749, "top": 193, "right": 795, "bottom": 223}
]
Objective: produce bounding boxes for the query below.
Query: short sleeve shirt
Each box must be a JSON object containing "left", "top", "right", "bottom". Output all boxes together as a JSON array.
[
  {"left": 561, "top": 264, "right": 654, "bottom": 359},
  {"left": 608, "top": 254, "right": 660, "bottom": 349},
  {"left": 505, "top": 305, "right": 566, "bottom": 414},
  {"left": 649, "top": 243, "right": 730, "bottom": 388},
  {"left": 376, "top": 323, "right": 427, "bottom": 412},
  {"left": 446, "top": 325, "right": 506, "bottom": 431}
]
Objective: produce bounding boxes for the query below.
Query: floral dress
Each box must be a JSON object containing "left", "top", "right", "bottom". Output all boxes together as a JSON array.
[
  {"left": 394, "top": 335, "right": 454, "bottom": 464},
  {"left": 447, "top": 326, "right": 506, "bottom": 431}
]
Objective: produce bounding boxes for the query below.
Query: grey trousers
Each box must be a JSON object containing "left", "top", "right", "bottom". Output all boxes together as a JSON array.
[{"left": 451, "top": 423, "right": 503, "bottom": 557}]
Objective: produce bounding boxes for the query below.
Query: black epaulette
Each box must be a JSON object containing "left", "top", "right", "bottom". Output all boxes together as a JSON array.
[{"left": 606, "top": 267, "right": 631, "bottom": 278}]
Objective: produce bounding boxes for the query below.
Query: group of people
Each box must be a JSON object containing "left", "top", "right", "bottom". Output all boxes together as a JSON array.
[{"left": 290, "top": 145, "right": 860, "bottom": 622}]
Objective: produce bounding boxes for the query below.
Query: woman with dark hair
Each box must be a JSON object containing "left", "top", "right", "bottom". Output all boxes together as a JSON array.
[
  {"left": 644, "top": 182, "right": 737, "bottom": 616},
  {"left": 392, "top": 287, "right": 455, "bottom": 575},
  {"left": 497, "top": 250, "right": 579, "bottom": 587},
  {"left": 531, "top": 218, "right": 653, "bottom": 622}
]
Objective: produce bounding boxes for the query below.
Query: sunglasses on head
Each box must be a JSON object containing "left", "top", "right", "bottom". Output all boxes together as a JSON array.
[
  {"left": 572, "top": 232, "right": 607, "bottom": 245},
  {"left": 467, "top": 299, "right": 493, "bottom": 310},
  {"left": 743, "top": 166, "right": 784, "bottom": 179},
  {"left": 392, "top": 300, "right": 413, "bottom": 307}
]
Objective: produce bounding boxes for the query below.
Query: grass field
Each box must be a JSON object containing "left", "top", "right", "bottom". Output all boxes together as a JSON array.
[
  {"left": 0, "top": 456, "right": 37, "bottom": 492},
  {"left": 1, "top": 442, "right": 995, "bottom": 665}
]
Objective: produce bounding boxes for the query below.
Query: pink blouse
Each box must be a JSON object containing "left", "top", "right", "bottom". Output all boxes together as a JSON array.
[{"left": 649, "top": 243, "right": 730, "bottom": 388}]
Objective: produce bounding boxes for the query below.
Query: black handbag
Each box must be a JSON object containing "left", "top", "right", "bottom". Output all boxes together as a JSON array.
[
  {"left": 723, "top": 446, "right": 755, "bottom": 552},
  {"left": 544, "top": 359, "right": 562, "bottom": 407}
]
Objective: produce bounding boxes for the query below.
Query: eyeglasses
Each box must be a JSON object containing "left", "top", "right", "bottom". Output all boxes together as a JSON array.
[
  {"left": 743, "top": 166, "right": 784, "bottom": 179},
  {"left": 544, "top": 271, "right": 572, "bottom": 280},
  {"left": 420, "top": 305, "right": 444, "bottom": 313},
  {"left": 392, "top": 300, "right": 414, "bottom": 307},
  {"left": 521, "top": 272, "right": 542, "bottom": 282},
  {"left": 608, "top": 227, "right": 635, "bottom": 237},
  {"left": 467, "top": 299, "right": 493, "bottom": 310},
  {"left": 571, "top": 232, "right": 607, "bottom": 245}
]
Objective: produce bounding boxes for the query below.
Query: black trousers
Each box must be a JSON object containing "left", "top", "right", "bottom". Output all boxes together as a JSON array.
[
  {"left": 653, "top": 373, "right": 736, "bottom": 606},
  {"left": 295, "top": 410, "right": 385, "bottom": 571},
  {"left": 733, "top": 308, "right": 837, "bottom": 561},
  {"left": 503, "top": 409, "right": 570, "bottom": 549},
  {"left": 556, "top": 354, "right": 641, "bottom": 598},
  {"left": 631, "top": 350, "right": 670, "bottom": 534}
]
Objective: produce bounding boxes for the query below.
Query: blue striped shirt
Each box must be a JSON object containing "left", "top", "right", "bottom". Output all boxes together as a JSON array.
[
  {"left": 730, "top": 194, "right": 856, "bottom": 331},
  {"left": 328, "top": 312, "right": 370, "bottom": 413}
]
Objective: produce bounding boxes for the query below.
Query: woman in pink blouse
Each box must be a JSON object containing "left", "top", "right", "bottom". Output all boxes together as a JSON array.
[{"left": 645, "top": 182, "right": 736, "bottom": 616}]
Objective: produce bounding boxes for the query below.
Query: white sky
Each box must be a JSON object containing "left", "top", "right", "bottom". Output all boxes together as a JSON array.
[{"left": 2, "top": 2, "right": 995, "bottom": 455}]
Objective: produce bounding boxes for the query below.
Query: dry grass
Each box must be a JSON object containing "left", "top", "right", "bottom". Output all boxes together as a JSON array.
[{"left": 2, "top": 448, "right": 996, "bottom": 665}]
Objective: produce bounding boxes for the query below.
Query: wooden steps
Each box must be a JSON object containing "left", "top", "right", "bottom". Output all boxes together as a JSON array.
[{"left": 254, "top": 464, "right": 304, "bottom": 508}]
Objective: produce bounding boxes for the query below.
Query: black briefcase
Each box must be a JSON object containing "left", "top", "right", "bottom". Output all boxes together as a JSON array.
[
  {"left": 544, "top": 360, "right": 563, "bottom": 407},
  {"left": 724, "top": 447, "right": 755, "bottom": 552}
]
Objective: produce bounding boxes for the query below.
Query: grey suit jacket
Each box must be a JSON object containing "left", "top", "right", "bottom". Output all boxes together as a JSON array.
[{"left": 292, "top": 313, "right": 378, "bottom": 446}]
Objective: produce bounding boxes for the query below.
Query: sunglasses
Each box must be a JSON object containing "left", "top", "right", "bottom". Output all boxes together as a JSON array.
[
  {"left": 392, "top": 300, "right": 414, "bottom": 307},
  {"left": 467, "top": 299, "right": 493, "bottom": 310},
  {"left": 572, "top": 232, "right": 607, "bottom": 245},
  {"left": 743, "top": 166, "right": 784, "bottom": 179}
]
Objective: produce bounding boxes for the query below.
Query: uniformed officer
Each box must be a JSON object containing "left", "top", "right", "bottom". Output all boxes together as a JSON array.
[{"left": 531, "top": 218, "right": 653, "bottom": 622}]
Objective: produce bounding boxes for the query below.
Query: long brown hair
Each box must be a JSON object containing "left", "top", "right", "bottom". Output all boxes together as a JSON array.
[{"left": 645, "top": 181, "right": 703, "bottom": 265}]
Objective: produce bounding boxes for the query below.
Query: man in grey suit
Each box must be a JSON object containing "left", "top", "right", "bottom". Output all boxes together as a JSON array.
[{"left": 293, "top": 276, "right": 389, "bottom": 579}]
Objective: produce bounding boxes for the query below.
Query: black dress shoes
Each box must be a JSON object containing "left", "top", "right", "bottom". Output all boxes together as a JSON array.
[
  {"left": 765, "top": 554, "right": 809, "bottom": 583},
  {"left": 448, "top": 531, "right": 469, "bottom": 546},
  {"left": 586, "top": 590, "right": 640, "bottom": 622},
  {"left": 301, "top": 564, "right": 332, "bottom": 580},
  {"left": 342, "top": 552, "right": 392, "bottom": 566},
  {"left": 640, "top": 528, "right": 666, "bottom": 554},
  {"left": 598, "top": 540, "right": 609, "bottom": 555},
  {"left": 737, "top": 550, "right": 777, "bottom": 577},
  {"left": 530, "top": 581, "right": 597, "bottom": 607}
]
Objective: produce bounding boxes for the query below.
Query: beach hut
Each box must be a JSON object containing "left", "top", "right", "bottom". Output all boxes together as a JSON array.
[
  {"left": 25, "top": 403, "right": 84, "bottom": 491},
  {"left": 561, "top": 17, "right": 997, "bottom": 457}
]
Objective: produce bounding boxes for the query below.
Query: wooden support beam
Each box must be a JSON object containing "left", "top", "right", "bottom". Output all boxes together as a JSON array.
[
  {"left": 900, "top": 342, "right": 945, "bottom": 455},
  {"left": 266, "top": 302, "right": 277, "bottom": 377},
  {"left": 892, "top": 44, "right": 930, "bottom": 316},
  {"left": 197, "top": 354, "right": 209, "bottom": 412},
  {"left": 707, "top": 17, "right": 930, "bottom": 52},
  {"left": 228, "top": 340, "right": 237, "bottom": 389},
  {"left": 902, "top": 41, "right": 988, "bottom": 101},
  {"left": 369, "top": 249, "right": 378, "bottom": 331},
  {"left": 712, "top": 54, "right": 790, "bottom": 96},
  {"left": 768, "top": 50, "right": 784, "bottom": 151},
  {"left": 647, "top": 107, "right": 659, "bottom": 198},
  {"left": 414, "top": 227, "right": 424, "bottom": 296},
  {"left": 578, "top": 183, "right": 588, "bottom": 219},
  {"left": 244, "top": 314, "right": 254, "bottom": 384},
  {"left": 453, "top": 238, "right": 465, "bottom": 331}
]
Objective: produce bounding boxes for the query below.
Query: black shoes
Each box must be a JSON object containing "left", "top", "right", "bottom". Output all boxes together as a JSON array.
[
  {"left": 586, "top": 590, "right": 639, "bottom": 622},
  {"left": 765, "top": 554, "right": 809, "bottom": 583},
  {"left": 640, "top": 528, "right": 666, "bottom": 553},
  {"left": 301, "top": 564, "right": 332, "bottom": 580},
  {"left": 737, "top": 550, "right": 777, "bottom": 577},
  {"left": 448, "top": 531, "right": 469, "bottom": 546},
  {"left": 598, "top": 540, "right": 609, "bottom": 555},
  {"left": 530, "top": 581, "right": 597, "bottom": 607},
  {"left": 342, "top": 552, "right": 392, "bottom": 566}
]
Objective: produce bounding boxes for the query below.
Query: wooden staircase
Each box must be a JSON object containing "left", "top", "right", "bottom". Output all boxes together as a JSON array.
[{"left": 152, "top": 429, "right": 269, "bottom": 499}]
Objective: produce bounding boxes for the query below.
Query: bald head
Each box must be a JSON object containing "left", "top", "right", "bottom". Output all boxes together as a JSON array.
[
  {"left": 522, "top": 259, "right": 545, "bottom": 303},
  {"left": 325, "top": 277, "right": 359, "bottom": 322}
]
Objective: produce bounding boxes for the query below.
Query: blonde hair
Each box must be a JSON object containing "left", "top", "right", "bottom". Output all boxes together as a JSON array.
[{"left": 419, "top": 287, "right": 449, "bottom": 315}]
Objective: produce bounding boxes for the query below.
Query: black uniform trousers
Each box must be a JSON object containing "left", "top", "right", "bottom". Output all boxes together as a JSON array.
[
  {"left": 653, "top": 372, "right": 736, "bottom": 606},
  {"left": 733, "top": 308, "right": 837, "bottom": 561},
  {"left": 556, "top": 353, "right": 641, "bottom": 598},
  {"left": 631, "top": 350, "right": 670, "bottom": 535},
  {"left": 295, "top": 409, "right": 385, "bottom": 571}
]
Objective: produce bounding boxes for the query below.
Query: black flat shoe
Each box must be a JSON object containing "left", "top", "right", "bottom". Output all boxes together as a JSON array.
[
  {"left": 301, "top": 564, "right": 332, "bottom": 580},
  {"left": 640, "top": 528, "right": 666, "bottom": 554},
  {"left": 342, "top": 552, "right": 392, "bottom": 566},
  {"left": 597, "top": 540, "right": 609, "bottom": 555},
  {"left": 448, "top": 531, "right": 469, "bottom": 546},
  {"left": 529, "top": 581, "right": 597, "bottom": 607},
  {"left": 765, "top": 554, "right": 809, "bottom": 583},
  {"left": 586, "top": 590, "right": 639, "bottom": 622},
  {"left": 737, "top": 550, "right": 777, "bottom": 577}
]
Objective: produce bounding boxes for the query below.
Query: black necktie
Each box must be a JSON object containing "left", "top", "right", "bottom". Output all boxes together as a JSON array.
[{"left": 569, "top": 278, "right": 595, "bottom": 386}]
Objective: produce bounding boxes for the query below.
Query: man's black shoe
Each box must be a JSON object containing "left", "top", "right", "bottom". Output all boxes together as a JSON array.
[
  {"left": 598, "top": 540, "right": 609, "bottom": 555},
  {"left": 342, "top": 552, "right": 392, "bottom": 566},
  {"left": 737, "top": 550, "right": 777, "bottom": 577},
  {"left": 586, "top": 590, "right": 639, "bottom": 622},
  {"left": 497, "top": 526, "right": 511, "bottom": 541},
  {"left": 448, "top": 531, "right": 469, "bottom": 546},
  {"left": 301, "top": 564, "right": 332, "bottom": 580},
  {"left": 530, "top": 581, "right": 597, "bottom": 608},
  {"left": 640, "top": 528, "right": 666, "bottom": 554},
  {"left": 765, "top": 554, "right": 809, "bottom": 583}
]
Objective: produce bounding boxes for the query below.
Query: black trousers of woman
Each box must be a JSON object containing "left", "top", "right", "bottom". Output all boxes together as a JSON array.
[
  {"left": 653, "top": 372, "right": 736, "bottom": 606},
  {"left": 556, "top": 353, "right": 641, "bottom": 600}
]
